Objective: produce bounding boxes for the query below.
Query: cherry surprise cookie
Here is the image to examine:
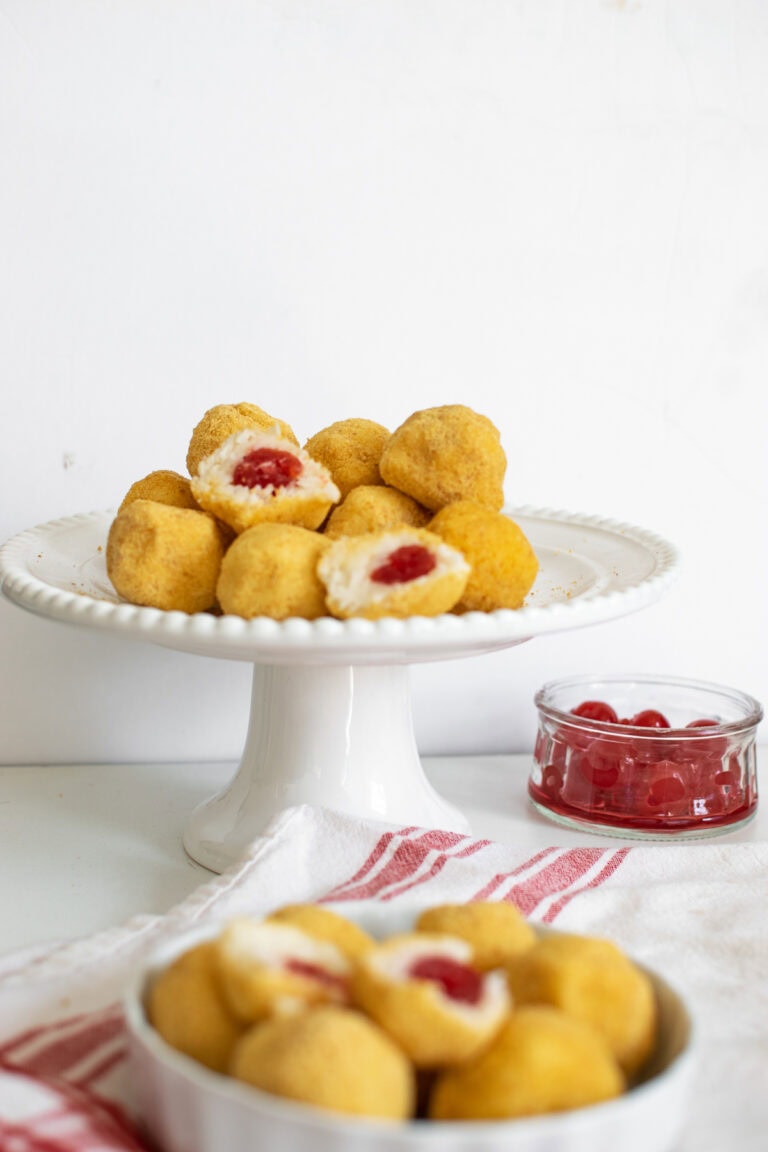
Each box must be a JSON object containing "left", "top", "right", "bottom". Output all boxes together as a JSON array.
[
  {"left": 323, "top": 484, "right": 431, "bottom": 540},
  {"left": 191, "top": 428, "right": 340, "bottom": 535},
  {"left": 317, "top": 527, "right": 470, "bottom": 620},
  {"left": 118, "top": 469, "right": 200, "bottom": 513},
  {"left": 351, "top": 932, "right": 510, "bottom": 1068},
  {"left": 216, "top": 523, "right": 330, "bottom": 620},
  {"left": 265, "top": 904, "right": 375, "bottom": 961},
  {"left": 186, "top": 402, "right": 298, "bottom": 476},
  {"left": 214, "top": 918, "right": 352, "bottom": 1025},
  {"left": 106, "top": 499, "right": 227, "bottom": 614},
  {"left": 148, "top": 942, "right": 243, "bottom": 1073},
  {"left": 378, "top": 404, "right": 507, "bottom": 513},
  {"left": 303, "top": 417, "right": 390, "bottom": 500},
  {"left": 230, "top": 1006, "right": 415, "bottom": 1120},
  {"left": 428, "top": 500, "right": 539, "bottom": 611},
  {"left": 505, "top": 932, "right": 657, "bottom": 1078},
  {"left": 415, "top": 902, "right": 537, "bottom": 971},
  {"left": 428, "top": 1005, "right": 625, "bottom": 1120}
]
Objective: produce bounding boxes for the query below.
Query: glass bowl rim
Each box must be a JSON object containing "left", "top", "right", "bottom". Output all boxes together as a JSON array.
[{"left": 534, "top": 672, "right": 763, "bottom": 739}]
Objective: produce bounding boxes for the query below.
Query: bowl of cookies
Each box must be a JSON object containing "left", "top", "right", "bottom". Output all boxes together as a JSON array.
[{"left": 124, "top": 901, "right": 695, "bottom": 1152}]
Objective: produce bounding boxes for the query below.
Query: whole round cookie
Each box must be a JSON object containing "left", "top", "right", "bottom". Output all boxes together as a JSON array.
[
  {"left": 415, "top": 902, "right": 537, "bottom": 970},
  {"left": 304, "top": 417, "right": 390, "bottom": 500},
  {"left": 118, "top": 469, "right": 200, "bottom": 513},
  {"left": 230, "top": 1006, "right": 415, "bottom": 1120},
  {"left": 429, "top": 1005, "right": 625, "bottom": 1120},
  {"left": 428, "top": 500, "right": 539, "bottom": 611},
  {"left": 379, "top": 404, "right": 506, "bottom": 512},
  {"left": 148, "top": 942, "right": 243, "bottom": 1073},
  {"left": 505, "top": 932, "right": 657, "bottom": 1078},
  {"left": 323, "top": 485, "right": 431, "bottom": 540},
  {"left": 106, "top": 499, "right": 226, "bottom": 613},
  {"left": 216, "top": 523, "right": 330, "bottom": 620}
]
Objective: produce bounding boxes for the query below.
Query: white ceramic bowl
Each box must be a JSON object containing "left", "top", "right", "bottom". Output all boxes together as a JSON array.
[{"left": 123, "top": 905, "right": 696, "bottom": 1152}]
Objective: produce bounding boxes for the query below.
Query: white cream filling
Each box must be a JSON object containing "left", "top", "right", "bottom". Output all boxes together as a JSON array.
[
  {"left": 320, "top": 531, "right": 469, "bottom": 612},
  {"left": 192, "top": 427, "right": 340, "bottom": 508}
]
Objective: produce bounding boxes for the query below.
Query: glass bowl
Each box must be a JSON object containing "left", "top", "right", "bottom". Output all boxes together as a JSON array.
[{"left": 528, "top": 674, "right": 763, "bottom": 839}]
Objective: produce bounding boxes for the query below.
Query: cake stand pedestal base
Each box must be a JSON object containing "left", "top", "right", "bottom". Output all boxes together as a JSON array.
[{"left": 182, "top": 662, "right": 470, "bottom": 873}]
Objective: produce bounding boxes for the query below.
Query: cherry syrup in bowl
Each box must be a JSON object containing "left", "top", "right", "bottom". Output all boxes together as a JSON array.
[{"left": 528, "top": 674, "right": 762, "bottom": 839}]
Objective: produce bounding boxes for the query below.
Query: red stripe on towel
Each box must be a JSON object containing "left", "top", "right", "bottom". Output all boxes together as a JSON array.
[
  {"left": 318, "top": 827, "right": 417, "bottom": 897},
  {"left": 69, "top": 1045, "right": 128, "bottom": 1093},
  {"left": 472, "top": 847, "right": 560, "bottom": 900},
  {"left": 0, "top": 1062, "right": 146, "bottom": 1150},
  {"left": 321, "top": 828, "right": 479, "bottom": 902},
  {"left": 469, "top": 848, "right": 614, "bottom": 919},
  {"left": 2, "top": 1013, "right": 125, "bottom": 1081},
  {"left": 380, "top": 837, "right": 491, "bottom": 901},
  {"left": 541, "top": 847, "right": 631, "bottom": 922}
]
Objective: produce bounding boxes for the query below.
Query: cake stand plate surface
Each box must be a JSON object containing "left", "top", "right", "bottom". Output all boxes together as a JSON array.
[{"left": 0, "top": 508, "right": 679, "bottom": 872}]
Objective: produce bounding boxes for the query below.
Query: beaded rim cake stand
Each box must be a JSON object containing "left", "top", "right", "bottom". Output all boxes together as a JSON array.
[{"left": 0, "top": 507, "right": 680, "bottom": 873}]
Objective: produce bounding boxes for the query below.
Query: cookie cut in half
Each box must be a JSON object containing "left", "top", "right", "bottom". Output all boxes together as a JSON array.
[
  {"left": 215, "top": 918, "right": 352, "bottom": 1025},
  {"left": 317, "top": 527, "right": 470, "bottom": 620},
  {"left": 191, "top": 428, "right": 340, "bottom": 535},
  {"left": 351, "top": 932, "right": 510, "bottom": 1068},
  {"left": 186, "top": 402, "right": 298, "bottom": 476}
]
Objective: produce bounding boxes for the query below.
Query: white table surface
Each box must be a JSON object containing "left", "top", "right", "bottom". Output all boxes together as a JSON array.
[{"left": 1, "top": 751, "right": 765, "bottom": 958}]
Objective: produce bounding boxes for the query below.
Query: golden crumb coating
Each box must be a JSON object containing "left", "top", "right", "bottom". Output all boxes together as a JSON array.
[
  {"left": 266, "top": 904, "right": 375, "bottom": 961},
  {"left": 106, "top": 500, "right": 226, "bottom": 613},
  {"left": 351, "top": 933, "right": 510, "bottom": 1068},
  {"left": 323, "top": 485, "right": 431, "bottom": 540},
  {"left": 230, "top": 1006, "right": 415, "bottom": 1120},
  {"left": 506, "top": 933, "right": 657, "bottom": 1078},
  {"left": 216, "top": 524, "right": 330, "bottom": 620},
  {"left": 428, "top": 501, "right": 538, "bottom": 611},
  {"left": 415, "top": 903, "right": 537, "bottom": 971},
  {"left": 317, "top": 527, "right": 469, "bottom": 621},
  {"left": 148, "top": 942, "right": 243, "bottom": 1073},
  {"left": 379, "top": 405, "right": 506, "bottom": 512},
  {"left": 303, "top": 418, "right": 390, "bottom": 500},
  {"left": 186, "top": 402, "right": 298, "bottom": 476},
  {"left": 191, "top": 429, "right": 340, "bottom": 535},
  {"left": 214, "top": 918, "right": 352, "bottom": 1025},
  {"left": 429, "top": 1005, "right": 625, "bottom": 1120},
  {"left": 118, "top": 469, "right": 200, "bottom": 513}
]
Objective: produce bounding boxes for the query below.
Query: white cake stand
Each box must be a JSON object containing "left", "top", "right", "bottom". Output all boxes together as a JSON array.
[{"left": 0, "top": 507, "right": 679, "bottom": 872}]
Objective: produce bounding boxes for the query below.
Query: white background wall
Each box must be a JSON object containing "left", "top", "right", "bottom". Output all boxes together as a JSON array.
[{"left": 1, "top": 0, "right": 766, "bottom": 766}]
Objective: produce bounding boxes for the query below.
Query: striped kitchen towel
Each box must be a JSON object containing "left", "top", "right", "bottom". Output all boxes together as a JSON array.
[{"left": 0, "top": 803, "right": 766, "bottom": 1150}]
